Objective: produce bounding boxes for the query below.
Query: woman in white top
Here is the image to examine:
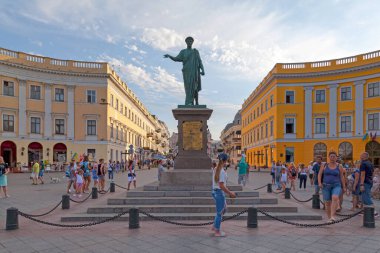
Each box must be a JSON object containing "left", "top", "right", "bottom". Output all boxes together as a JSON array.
[{"left": 212, "top": 153, "right": 236, "bottom": 237}]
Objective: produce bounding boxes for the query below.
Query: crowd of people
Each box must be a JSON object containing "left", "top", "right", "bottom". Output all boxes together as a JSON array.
[{"left": 269, "top": 151, "right": 379, "bottom": 221}]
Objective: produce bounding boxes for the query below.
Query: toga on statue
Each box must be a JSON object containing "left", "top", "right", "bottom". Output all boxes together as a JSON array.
[{"left": 164, "top": 36, "right": 205, "bottom": 106}]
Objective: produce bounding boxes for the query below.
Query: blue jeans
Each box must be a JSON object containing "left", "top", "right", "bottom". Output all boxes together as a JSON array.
[
  {"left": 108, "top": 171, "right": 114, "bottom": 180},
  {"left": 362, "top": 183, "right": 373, "bottom": 206},
  {"left": 212, "top": 189, "right": 226, "bottom": 231},
  {"left": 322, "top": 183, "right": 341, "bottom": 201},
  {"left": 314, "top": 184, "right": 320, "bottom": 194}
]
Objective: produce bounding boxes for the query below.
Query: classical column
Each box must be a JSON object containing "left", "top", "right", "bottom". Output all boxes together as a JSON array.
[
  {"left": 354, "top": 80, "right": 365, "bottom": 136},
  {"left": 304, "top": 87, "right": 313, "bottom": 138},
  {"left": 44, "top": 83, "right": 52, "bottom": 138},
  {"left": 67, "top": 85, "right": 75, "bottom": 139},
  {"left": 328, "top": 84, "right": 339, "bottom": 137},
  {"left": 18, "top": 80, "right": 27, "bottom": 137}
]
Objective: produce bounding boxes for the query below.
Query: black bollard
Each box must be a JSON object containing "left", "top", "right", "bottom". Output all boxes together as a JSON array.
[
  {"left": 247, "top": 207, "right": 258, "bottom": 228},
  {"left": 129, "top": 208, "right": 140, "bottom": 229},
  {"left": 110, "top": 182, "right": 115, "bottom": 193},
  {"left": 285, "top": 188, "right": 290, "bottom": 199},
  {"left": 6, "top": 207, "right": 19, "bottom": 230},
  {"left": 62, "top": 194, "right": 70, "bottom": 209},
  {"left": 267, "top": 183, "right": 272, "bottom": 193},
  {"left": 363, "top": 207, "right": 375, "bottom": 228},
  {"left": 312, "top": 194, "right": 320, "bottom": 209},
  {"left": 92, "top": 187, "right": 98, "bottom": 199}
]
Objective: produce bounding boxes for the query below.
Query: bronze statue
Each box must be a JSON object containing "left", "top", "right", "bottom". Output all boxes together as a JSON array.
[{"left": 164, "top": 37, "right": 205, "bottom": 105}]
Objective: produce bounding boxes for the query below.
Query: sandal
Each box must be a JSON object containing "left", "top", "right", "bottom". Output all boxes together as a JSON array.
[{"left": 214, "top": 231, "right": 226, "bottom": 237}]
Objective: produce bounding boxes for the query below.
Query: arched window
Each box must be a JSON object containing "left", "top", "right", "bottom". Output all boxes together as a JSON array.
[
  {"left": 338, "top": 142, "right": 353, "bottom": 163},
  {"left": 313, "top": 143, "right": 327, "bottom": 161},
  {"left": 365, "top": 141, "right": 380, "bottom": 168}
]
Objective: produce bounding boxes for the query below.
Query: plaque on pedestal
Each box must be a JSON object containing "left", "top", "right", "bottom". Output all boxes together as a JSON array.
[{"left": 159, "top": 106, "right": 213, "bottom": 186}]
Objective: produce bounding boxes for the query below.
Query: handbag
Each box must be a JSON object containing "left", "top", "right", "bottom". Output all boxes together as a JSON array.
[{"left": 30, "top": 172, "right": 35, "bottom": 179}]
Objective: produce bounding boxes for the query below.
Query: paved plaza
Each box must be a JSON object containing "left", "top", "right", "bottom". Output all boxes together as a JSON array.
[{"left": 0, "top": 169, "right": 379, "bottom": 253}]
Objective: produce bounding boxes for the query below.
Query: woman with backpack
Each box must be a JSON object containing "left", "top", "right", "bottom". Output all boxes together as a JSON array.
[
  {"left": 318, "top": 151, "right": 346, "bottom": 222},
  {"left": 81, "top": 156, "right": 91, "bottom": 193},
  {"left": 288, "top": 162, "right": 297, "bottom": 191}
]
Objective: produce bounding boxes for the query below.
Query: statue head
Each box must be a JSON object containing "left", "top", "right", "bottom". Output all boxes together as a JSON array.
[{"left": 185, "top": 36, "right": 194, "bottom": 47}]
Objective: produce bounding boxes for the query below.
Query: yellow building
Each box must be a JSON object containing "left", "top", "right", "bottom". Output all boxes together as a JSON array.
[
  {"left": 242, "top": 50, "right": 380, "bottom": 168},
  {"left": 0, "top": 47, "right": 169, "bottom": 168}
]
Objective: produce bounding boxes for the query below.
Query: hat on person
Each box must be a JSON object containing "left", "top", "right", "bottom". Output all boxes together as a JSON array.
[{"left": 218, "top": 153, "right": 228, "bottom": 161}]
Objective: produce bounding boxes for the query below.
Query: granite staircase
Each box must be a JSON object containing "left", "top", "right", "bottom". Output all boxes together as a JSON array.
[{"left": 61, "top": 182, "right": 322, "bottom": 222}]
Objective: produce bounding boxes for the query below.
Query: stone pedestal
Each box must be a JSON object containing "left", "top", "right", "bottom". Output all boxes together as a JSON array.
[{"left": 160, "top": 106, "right": 213, "bottom": 186}]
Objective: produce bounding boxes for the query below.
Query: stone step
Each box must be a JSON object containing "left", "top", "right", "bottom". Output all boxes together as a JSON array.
[
  {"left": 87, "top": 205, "right": 297, "bottom": 214},
  {"left": 126, "top": 191, "right": 259, "bottom": 198},
  {"left": 108, "top": 197, "right": 278, "bottom": 205},
  {"left": 143, "top": 184, "right": 244, "bottom": 192},
  {"left": 61, "top": 212, "right": 322, "bottom": 222}
]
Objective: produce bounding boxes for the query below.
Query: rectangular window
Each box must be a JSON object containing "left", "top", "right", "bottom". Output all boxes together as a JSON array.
[
  {"left": 257, "top": 108, "right": 259, "bottom": 117},
  {"left": 261, "top": 104, "right": 263, "bottom": 114},
  {"left": 270, "top": 95, "right": 274, "bottom": 107},
  {"left": 341, "top": 87, "right": 352, "bottom": 101},
  {"left": 87, "top": 120, "right": 96, "bottom": 135},
  {"left": 110, "top": 149, "right": 113, "bottom": 161},
  {"left": 3, "top": 81, "right": 14, "bottom": 96},
  {"left": 3, "top": 114, "right": 14, "bottom": 132},
  {"left": 265, "top": 123, "right": 268, "bottom": 138},
  {"left": 116, "top": 99, "right": 119, "bottom": 110},
  {"left": 120, "top": 103, "right": 123, "bottom": 113},
  {"left": 30, "top": 85, "right": 41, "bottom": 100},
  {"left": 265, "top": 100, "right": 268, "bottom": 111},
  {"left": 368, "top": 83, "right": 380, "bottom": 97},
  {"left": 253, "top": 111, "right": 256, "bottom": 119},
  {"left": 285, "top": 147, "right": 295, "bottom": 163},
  {"left": 55, "top": 88, "right": 64, "bottom": 102},
  {"left": 270, "top": 120, "right": 274, "bottom": 136},
  {"left": 285, "top": 91, "right": 295, "bottom": 104},
  {"left": 31, "top": 117, "right": 41, "bottom": 134},
  {"left": 110, "top": 94, "right": 114, "bottom": 107},
  {"left": 110, "top": 123, "right": 114, "bottom": 138},
  {"left": 124, "top": 107, "right": 127, "bottom": 116},
  {"left": 87, "top": 90, "right": 96, "bottom": 103},
  {"left": 341, "top": 116, "right": 351, "bottom": 132},
  {"left": 368, "top": 113, "right": 379, "bottom": 130},
  {"left": 116, "top": 125, "right": 119, "bottom": 140},
  {"left": 285, "top": 118, "right": 295, "bottom": 134},
  {"left": 315, "top": 90, "right": 325, "bottom": 103},
  {"left": 55, "top": 119, "right": 65, "bottom": 135},
  {"left": 315, "top": 118, "right": 326, "bottom": 134},
  {"left": 260, "top": 126, "right": 264, "bottom": 140}
]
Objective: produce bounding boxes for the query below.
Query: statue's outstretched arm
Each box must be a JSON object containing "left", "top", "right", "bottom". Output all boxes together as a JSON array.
[{"left": 164, "top": 51, "right": 184, "bottom": 62}]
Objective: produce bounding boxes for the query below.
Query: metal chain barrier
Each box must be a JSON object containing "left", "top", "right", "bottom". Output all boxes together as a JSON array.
[
  {"left": 252, "top": 184, "right": 268, "bottom": 191},
  {"left": 17, "top": 209, "right": 130, "bottom": 228},
  {"left": 257, "top": 208, "right": 362, "bottom": 227},
  {"left": 289, "top": 192, "right": 313, "bottom": 203},
  {"left": 139, "top": 209, "right": 248, "bottom": 227},
  {"left": 114, "top": 183, "right": 128, "bottom": 190},
  {"left": 69, "top": 192, "right": 92, "bottom": 203},
  {"left": 19, "top": 200, "right": 63, "bottom": 217}
]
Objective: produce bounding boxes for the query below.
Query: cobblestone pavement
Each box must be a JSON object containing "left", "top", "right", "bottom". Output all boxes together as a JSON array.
[{"left": 1, "top": 168, "right": 379, "bottom": 253}]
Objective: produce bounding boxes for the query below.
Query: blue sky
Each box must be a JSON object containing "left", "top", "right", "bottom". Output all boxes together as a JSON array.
[{"left": 1, "top": 0, "right": 380, "bottom": 139}]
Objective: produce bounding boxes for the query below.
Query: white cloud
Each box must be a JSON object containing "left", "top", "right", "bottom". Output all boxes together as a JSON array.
[
  {"left": 124, "top": 42, "right": 146, "bottom": 54},
  {"left": 140, "top": 27, "right": 183, "bottom": 51},
  {"left": 98, "top": 55, "right": 183, "bottom": 100}
]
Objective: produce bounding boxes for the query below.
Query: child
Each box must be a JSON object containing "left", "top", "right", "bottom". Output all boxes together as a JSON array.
[
  {"left": 350, "top": 164, "right": 361, "bottom": 211},
  {"left": 92, "top": 162, "right": 99, "bottom": 188},
  {"left": 74, "top": 168, "right": 84, "bottom": 198},
  {"left": 157, "top": 159, "right": 165, "bottom": 181},
  {"left": 280, "top": 167, "right": 287, "bottom": 192}
]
